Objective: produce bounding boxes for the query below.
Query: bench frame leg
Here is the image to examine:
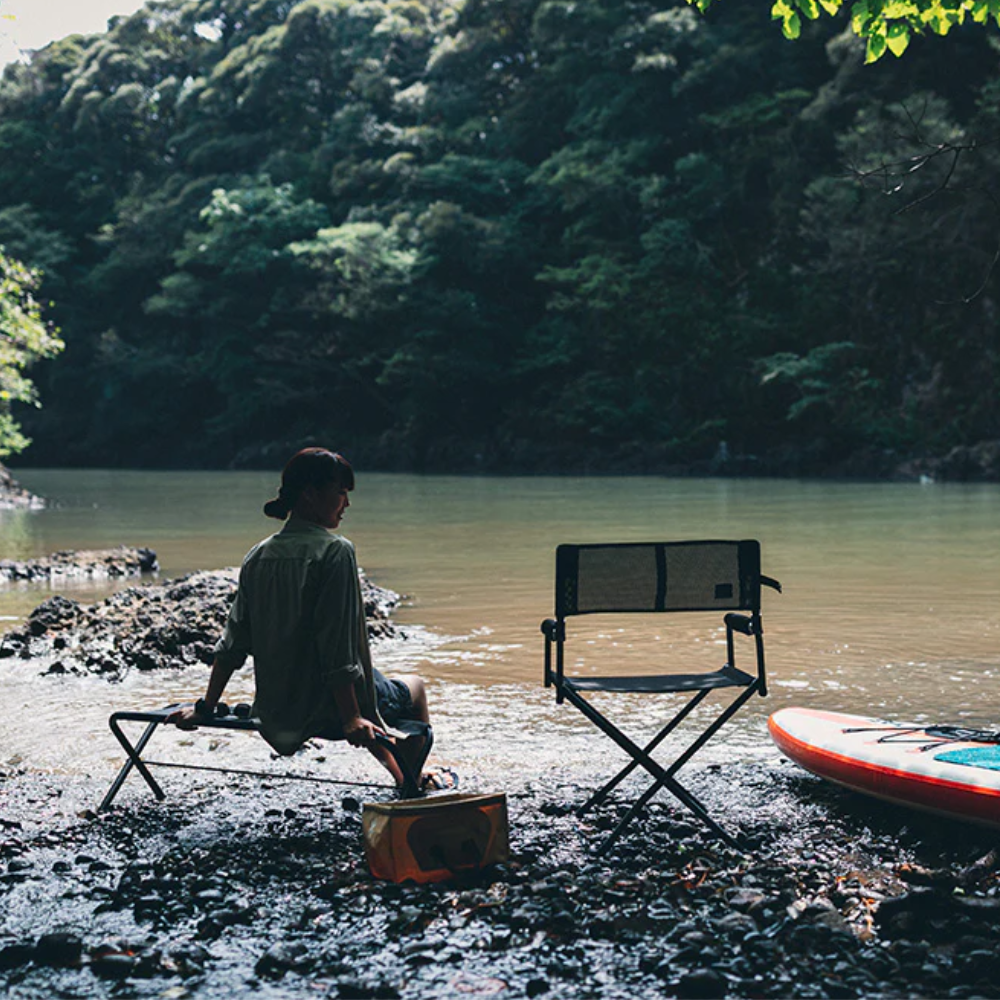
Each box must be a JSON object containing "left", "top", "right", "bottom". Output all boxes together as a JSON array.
[
  {"left": 100, "top": 714, "right": 166, "bottom": 810},
  {"left": 99, "top": 713, "right": 436, "bottom": 810}
]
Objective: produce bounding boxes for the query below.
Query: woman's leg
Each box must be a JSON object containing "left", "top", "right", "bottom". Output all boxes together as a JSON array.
[
  {"left": 392, "top": 676, "right": 430, "bottom": 781},
  {"left": 399, "top": 676, "right": 429, "bottom": 724},
  {"left": 369, "top": 674, "right": 431, "bottom": 788}
]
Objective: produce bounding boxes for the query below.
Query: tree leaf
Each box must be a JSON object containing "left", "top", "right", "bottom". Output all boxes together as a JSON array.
[
  {"left": 851, "top": 0, "right": 872, "bottom": 33},
  {"left": 865, "top": 30, "right": 888, "bottom": 60},
  {"left": 886, "top": 21, "right": 911, "bottom": 54},
  {"left": 783, "top": 11, "right": 803, "bottom": 37}
]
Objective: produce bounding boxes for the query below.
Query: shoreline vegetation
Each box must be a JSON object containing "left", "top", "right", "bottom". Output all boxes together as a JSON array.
[
  {"left": 3, "top": 2, "right": 1000, "bottom": 477},
  {"left": 6, "top": 437, "right": 1000, "bottom": 485},
  {"left": 0, "top": 548, "right": 999, "bottom": 996}
]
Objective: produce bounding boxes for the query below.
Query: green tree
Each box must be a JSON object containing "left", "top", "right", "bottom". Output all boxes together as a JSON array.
[
  {"left": 0, "top": 249, "right": 63, "bottom": 457},
  {"left": 687, "top": 0, "right": 1000, "bottom": 62}
]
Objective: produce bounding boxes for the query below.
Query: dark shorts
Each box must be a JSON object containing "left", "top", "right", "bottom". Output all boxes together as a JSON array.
[
  {"left": 374, "top": 668, "right": 415, "bottom": 728},
  {"left": 311, "top": 669, "right": 415, "bottom": 742}
]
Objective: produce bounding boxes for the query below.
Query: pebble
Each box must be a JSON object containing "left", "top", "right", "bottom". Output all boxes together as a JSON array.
[
  {"left": 90, "top": 950, "right": 136, "bottom": 980},
  {"left": 34, "top": 932, "right": 83, "bottom": 967},
  {"left": 0, "top": 943, "right": 34, "bottom": 971},
  {"left": 255, "top": 941, "right": 310, "bottom": 978},
  {"left": 676, "top": 967, "right": 728, "bottom": 999}
]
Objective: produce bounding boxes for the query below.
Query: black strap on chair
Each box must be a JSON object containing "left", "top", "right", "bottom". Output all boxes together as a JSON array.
[
  {"left": 542, "top": 540, "right": 779, "bottom": 853},
  {"left": 99, "top": 705, "right": 433, "bottom": 810}
]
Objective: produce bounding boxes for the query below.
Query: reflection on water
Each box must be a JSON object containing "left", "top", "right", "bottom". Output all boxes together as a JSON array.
[{"left": 2, "top": 469, "right": 999, "bottom": 785}]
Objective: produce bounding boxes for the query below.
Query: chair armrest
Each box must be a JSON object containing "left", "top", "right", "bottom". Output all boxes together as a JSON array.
[
  {"left": 541, "top": 619, "right": 565, "bottom": 691},
  {"left": 724, "top": 613, "right": 755, "bottom": 636},
  {"left": 540, "top": 618, "right": 561, "bottom": 640}
]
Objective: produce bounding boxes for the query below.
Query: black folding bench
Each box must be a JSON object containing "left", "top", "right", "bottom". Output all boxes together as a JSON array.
[{"left": 100, "top": 704, "right": 433, "bottom": 810}]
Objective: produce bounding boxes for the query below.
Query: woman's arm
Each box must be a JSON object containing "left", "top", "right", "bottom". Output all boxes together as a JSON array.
[
  {"left": 165, "top": 656, "right": 239, "bottom": 728},
  {"left": 332, "top": 677, "right": 384, "bottom": 747}
]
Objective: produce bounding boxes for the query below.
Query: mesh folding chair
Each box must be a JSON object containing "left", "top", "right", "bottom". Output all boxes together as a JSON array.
[{"left": 541, "top": 540, "right": 780, "bottom": 851}]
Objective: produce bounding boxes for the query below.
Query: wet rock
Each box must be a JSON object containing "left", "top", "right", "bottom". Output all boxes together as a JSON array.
[
  {"left": 726, "top": 887, "right": 767, "bottom": 911},
  {"left": 11, "top": 567, "right": 397, "bottom": 677},
  {"left": 90, "top": 946, "right": 136, "bottom": 980},
  {"left": 714, "top": 911, "right": 757, "bottom": 936},
  {"left": 957, "top": 848, "right": 1000, "bottom": 887},
  {"left": 951, "top": 895, "right": 1000, "bottom": 922},
  {"left": 34, "top": 932, "right": 83, "bottom": 967},
  {"left": 0, "top": 942, "right": 34, "bottom": 971},
  {"left": 0, "top": 465, "right": 44, "bottom": 509},
  {"left": 3, "top": 755, "right": 1000, "bottom": 999},
  {"left": 167, "top": 942, "right": 211, "bottom": 978},
  {"left": 875, "top": 888, "right": 940, "bottom": 937},
  {"left": 675, "top": 967, "right": 727, "bottom": 999},
  {"left": 337, "top": 981, "right": 401, "bottom": 999},
  {"left": 194, "top": 887, "right": 227, "bottom": 906},
  {"left": 0, "top": 546, "right": 158, "bottom": 584},
  {"left": 255, "top": 941, "right": 311, "bottom": 978}
]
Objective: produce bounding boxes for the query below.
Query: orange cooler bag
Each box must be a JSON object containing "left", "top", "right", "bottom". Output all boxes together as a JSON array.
[{"left": 362, "top": 792, "right": 509, "bottom": 884}]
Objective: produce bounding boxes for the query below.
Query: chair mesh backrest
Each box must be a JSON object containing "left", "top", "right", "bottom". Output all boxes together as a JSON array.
[{"left": 556, "top": 541, "right": 761, "bottom": 617}]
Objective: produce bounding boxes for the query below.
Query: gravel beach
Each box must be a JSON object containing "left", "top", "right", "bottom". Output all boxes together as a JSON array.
[{"left": 1, "top": 562, "right": 999, "bottom": 999}]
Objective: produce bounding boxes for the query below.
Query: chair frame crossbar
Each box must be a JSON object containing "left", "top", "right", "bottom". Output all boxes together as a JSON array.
[
  {"left": 542, "top": 539, "right": 778, "bottom": 853},
  {"left": 100, "top": 708, "right": 433, "bottom": 810}
]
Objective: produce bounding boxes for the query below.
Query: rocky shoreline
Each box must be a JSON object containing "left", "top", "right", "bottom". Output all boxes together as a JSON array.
[
  {"left": 1, "top": 559, "right": 999, "bottom": 998},
  {"left": 0, "top": 763, "right": 998, "bottom": 999},
  {"left": 0, "top": 464, "right": 44, "bottom": 510},
  {"left": 0, "top": 546, "right": 158, "bottom": 584},
  {"left": 0, "top": 561, "right": 398, "bottom": 678}
]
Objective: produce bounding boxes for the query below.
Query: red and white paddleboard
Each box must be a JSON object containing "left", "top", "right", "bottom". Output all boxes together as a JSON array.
[{"left": 769, "top": 707, "right": 1000, "bottom": 828}]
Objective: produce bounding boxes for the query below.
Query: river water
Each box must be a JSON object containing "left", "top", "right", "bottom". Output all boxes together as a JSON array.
[{"left": 2, "top": 469, "right": 999, "bottom": 797}]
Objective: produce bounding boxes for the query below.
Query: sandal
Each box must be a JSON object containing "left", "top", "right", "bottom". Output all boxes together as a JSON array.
[{"left": 420, "top": 767, "right": 459, "bottom": 792}]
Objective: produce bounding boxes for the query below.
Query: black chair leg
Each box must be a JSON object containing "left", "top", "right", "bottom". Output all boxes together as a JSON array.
[
  {"left": 605, "top": 682, "right": 761, "bottom": 844},
  {"left": 563, "top": 685, "right": 752, "bottom": 850},
  {"left": 598, "top": 774, "right": 740, "bottom": 854},
  {"left": 100, "top": 716, "right": 166, "bottom": 810},
  {"left": 578, "top": 689, "right": 710, "bottom": 816}
]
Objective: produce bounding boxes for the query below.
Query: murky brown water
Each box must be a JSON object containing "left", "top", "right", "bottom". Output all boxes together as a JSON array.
[{"left": 2, "top": 470, "right": 999, "bottom": 787}]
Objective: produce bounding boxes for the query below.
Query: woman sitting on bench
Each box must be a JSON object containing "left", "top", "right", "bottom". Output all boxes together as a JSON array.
[{"left": 168, "top": 447, "right": 446, "bottom": 791}]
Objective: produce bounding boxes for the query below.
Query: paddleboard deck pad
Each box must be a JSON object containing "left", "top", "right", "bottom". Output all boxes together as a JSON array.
[{"left": 769, "top": 707, "right": 1000, "bottom": 827}]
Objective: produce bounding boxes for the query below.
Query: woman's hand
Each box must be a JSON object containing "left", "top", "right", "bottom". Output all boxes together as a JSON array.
[
  {"left": 342, "top": 715, "right": 384, "bottom": 748},
  {"left": 166, "top": 703, "right": 207, "bottom": 730}
]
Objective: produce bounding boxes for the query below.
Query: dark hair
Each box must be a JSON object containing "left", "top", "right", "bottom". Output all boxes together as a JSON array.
[{"left": 263, "top": 448, "right": 355, "bottom": 520}]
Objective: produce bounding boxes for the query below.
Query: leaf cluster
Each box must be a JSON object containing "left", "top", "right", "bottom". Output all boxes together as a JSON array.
[
  {"left": 0, "top": 250, "right": 64, "bottom": 457},
  {"left": 693, "top": 0, "right": 1000, "bottom": 62}
]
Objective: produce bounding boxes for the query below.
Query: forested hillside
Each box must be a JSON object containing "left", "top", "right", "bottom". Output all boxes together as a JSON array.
[{"left": 1, "top": 0, "right": 999, "bottom": 476}]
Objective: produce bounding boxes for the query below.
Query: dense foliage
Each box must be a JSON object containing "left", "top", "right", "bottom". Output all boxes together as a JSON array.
[
  {"left": 1, "top": 0, "right": 999, "bottom": 475},
  {"left": 0, "top": 248, "right": 62, "bottom": 457}
]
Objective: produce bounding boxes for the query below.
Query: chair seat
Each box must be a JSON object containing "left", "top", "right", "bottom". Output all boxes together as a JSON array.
[{"left": 564, "top": 663, "right": 755, "bottom": 694}]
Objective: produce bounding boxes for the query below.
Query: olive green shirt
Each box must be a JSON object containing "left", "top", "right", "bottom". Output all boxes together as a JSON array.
[{"left": 214, "top": 517, "right": 383, "bottom": 755}]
